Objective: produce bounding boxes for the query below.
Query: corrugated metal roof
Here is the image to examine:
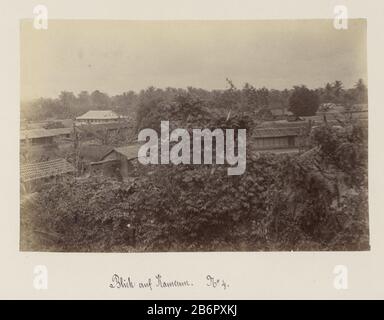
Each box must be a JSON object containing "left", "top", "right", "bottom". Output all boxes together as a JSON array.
[
  {"left": 253, "top": 127, "right": 303, "bottom": 138},
  {"left": 114, "top": 145, "right": 141, "bottom": 160},
  {"left": 77, "top": 121, "right": 129, "bottom": 130},
  {"left": 80, "top": 145, "right": 114, "bottom": 162},
  {"left": 76, "top": 110, "right": 120, "bottom": 120},
  {"left": 20, "top": 128, "right": 72, "bottom": 140},
  {"left": 258, "top": 121, "right": 308, "bottom": 129},
  {"left": 20, "top": 129, "right": 55, "bottom": 140},
  {"left": 21, "top": 158, "right": 75, "bottom": 182},
  {"left": 48, "top": 128, "right": 72, "bottom": 136},
  {"left": 101, "top": 144, "right": 141, "bottom": 161}
]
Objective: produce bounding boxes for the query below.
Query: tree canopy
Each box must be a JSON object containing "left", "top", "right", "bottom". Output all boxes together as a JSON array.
[
  {"left": 288, "top": 85, "right": 320, "bottom": 116},
  {"left": 21, "top": 79, "right": 368, "bottom": 122}
]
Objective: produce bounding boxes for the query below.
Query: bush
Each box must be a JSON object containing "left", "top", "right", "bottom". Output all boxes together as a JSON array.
[
  {"left": 289, "top": 86, "right": 319, "bottom": 116},
  {"left": 20, "top": 121, "right": 369, "bottom": 252}
]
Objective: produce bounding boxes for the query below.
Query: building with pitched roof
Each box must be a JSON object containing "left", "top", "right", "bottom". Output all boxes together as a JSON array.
[
  {"left": 90, "top": 144, "right": 142, "bottom": 180},
  {"left": 75, "top": 110, "right": 123, "bottom": 125},
  {"left": 20, "top": 158, "right": 75, "bottom": 192},
  {"left": 20, "top": 128, "right": 72, "bottom": 146},
  {"left": 21, "top": 158, "right": 75, "bottom": 182},
  {"left": 252, "top": 126, "right": 306, "bottom": 151}
]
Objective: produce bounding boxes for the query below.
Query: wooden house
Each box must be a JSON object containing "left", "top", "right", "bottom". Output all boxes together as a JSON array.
[
  {"left": 75, "top": 110, "right": 124, "bottom": 125},
  {"left": 20, "top": 128, "right": 72, "bottom": 146},
  {"left": 252, "top": 127, "right": 305, "bottom": 151},
  {"left": 90, "top": 144, "right": 142, "bottom": 180}
]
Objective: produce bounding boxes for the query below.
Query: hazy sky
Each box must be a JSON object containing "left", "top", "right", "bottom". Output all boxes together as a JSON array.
[{"left": 20, "top": 19, "right": 367, "bottom": 100}]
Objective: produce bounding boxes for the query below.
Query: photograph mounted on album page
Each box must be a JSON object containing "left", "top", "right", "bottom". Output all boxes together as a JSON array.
[{"left": 0, "top": 0, "right": 383, "bottom": 300}]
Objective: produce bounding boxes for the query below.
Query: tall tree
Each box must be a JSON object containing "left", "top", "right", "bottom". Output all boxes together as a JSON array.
[
  {"left": 354, "top": 79, "right": 368, "bottom": 104},
  {"left": 58, "top": 91, "right": 77, "bottom": 116},
  {"left": 332, "top": 80, "right": 343, "bottom": 103},
  {"left": 323, "top": 82, "right": 333, "bottom": 103},
  {"left": 241, "top": 83, "right": 259, "bottom": 112},
  {"left": 90, "top": 90, "right": 110, "bottom": 110},
  {"left": 288, "top": 86, "right": 319, "bottom": 116}
]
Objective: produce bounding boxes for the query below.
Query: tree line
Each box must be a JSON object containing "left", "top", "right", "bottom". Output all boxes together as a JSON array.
[{"left": 21, "top": 79, "right": 367, "bottom": 122}]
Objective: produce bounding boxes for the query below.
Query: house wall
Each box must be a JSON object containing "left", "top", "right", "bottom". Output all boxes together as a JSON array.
[
  {"left": 30, "top": 136, "right": 54, "bottom": 145},
  {"left": 91, "top": 152, "right": 135, "bottom": 180}
]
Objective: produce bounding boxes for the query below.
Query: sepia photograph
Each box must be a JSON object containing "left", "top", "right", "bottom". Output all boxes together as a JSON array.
[{"left": 19, "top": 19, "right": 369, "bottom": 253}]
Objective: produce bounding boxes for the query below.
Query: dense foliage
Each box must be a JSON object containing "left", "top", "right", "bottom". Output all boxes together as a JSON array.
[
  {"left": 20, "top": 78, "right": 369, "bottom": 252},
  {"left": 289, "top": 86, "right": 320, "bottom": 116},
  {"left": 21, "top": 79, "right": 367, "bottom": 121},
  {"left": 20, "top": 119, "right": 368, "bottom": 252}
]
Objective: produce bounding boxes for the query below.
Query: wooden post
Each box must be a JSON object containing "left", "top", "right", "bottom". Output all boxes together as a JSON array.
[{"left": 73, "top": 120, "right": 79, "bottom": 176}]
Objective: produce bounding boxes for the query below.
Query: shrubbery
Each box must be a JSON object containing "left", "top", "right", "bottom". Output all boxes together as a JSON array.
[
  {"left": 20, "top": 120, "right": 369, "bottom": 252},
  {"left": 20, "top": 87, "right": 369, "bottom": 252}
]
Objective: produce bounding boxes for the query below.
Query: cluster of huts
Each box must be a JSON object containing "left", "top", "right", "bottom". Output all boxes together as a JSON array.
[
  {"left": 20, "top": 110, "right": 130, "bottom": 191},
  {"left": 20, "top": 104, "right": 368, "bottom": 192}
]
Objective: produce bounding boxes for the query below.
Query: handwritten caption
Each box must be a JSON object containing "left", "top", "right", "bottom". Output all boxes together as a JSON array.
[{"left": 109, "top": 274, "right": 229, "bottom": 290}]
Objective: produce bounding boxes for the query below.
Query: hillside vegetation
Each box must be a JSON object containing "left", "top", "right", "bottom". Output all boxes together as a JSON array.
[{"left": 20, "top": 87, "right": 369, "bottom": 252}]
